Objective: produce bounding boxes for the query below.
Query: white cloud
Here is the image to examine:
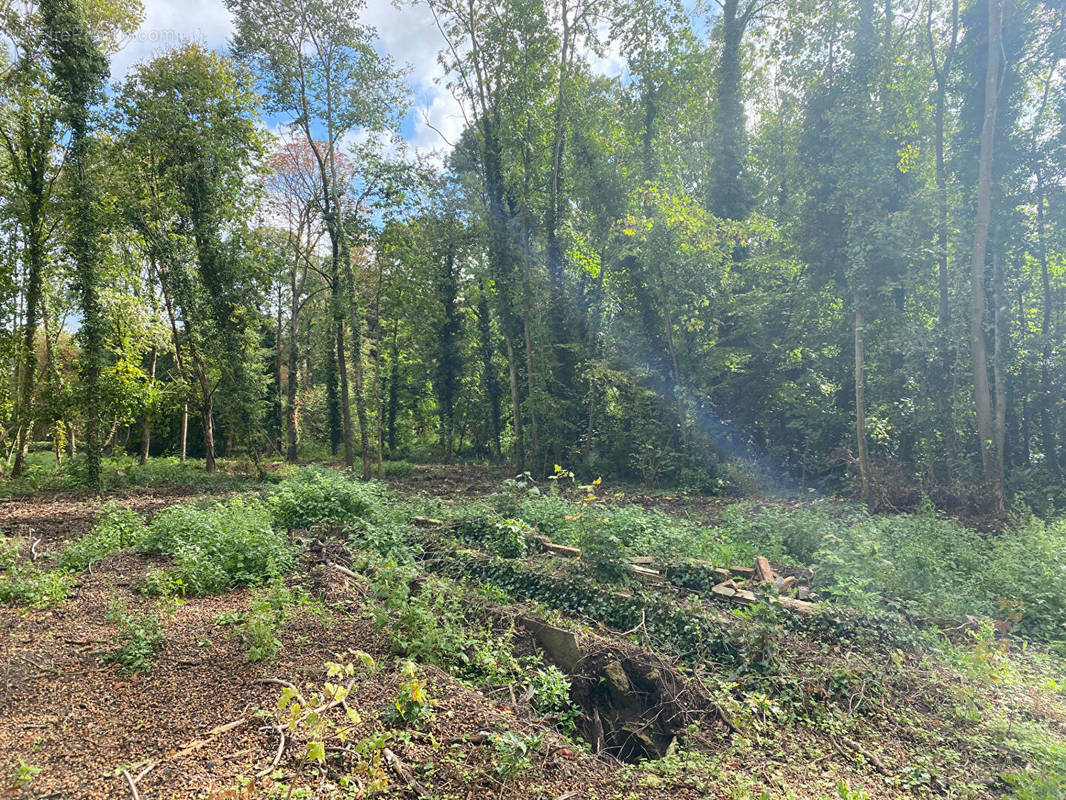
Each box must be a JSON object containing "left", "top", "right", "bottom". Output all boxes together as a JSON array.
[
  {"left": 110, "top": 0, "right": 233, "bottom": 80},
  {"left": 111, "top": 0, "right": 627, "bottom": 163}
]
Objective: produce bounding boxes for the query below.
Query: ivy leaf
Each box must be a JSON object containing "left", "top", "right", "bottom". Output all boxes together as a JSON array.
[{"left": 307, "top": 740, "right": 325, "bottom": 763}]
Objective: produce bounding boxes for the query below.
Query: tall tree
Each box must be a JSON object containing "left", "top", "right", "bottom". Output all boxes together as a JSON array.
[
  {"left": 119, "top": 44, "right": 267, "bottom": 472},
  {"left": 41, "top": 0, "right": 109, "bottom": 487},
  {"left": 228, "top": 0, "right": 406, "bottom": 478},
  {"left": 967, "top": 0, "right": 1006, "bottom": 507}
]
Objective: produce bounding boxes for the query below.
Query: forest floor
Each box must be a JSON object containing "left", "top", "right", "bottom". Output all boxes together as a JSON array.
[{"left": 1, "top": 465, "right": 1064, "bottom": 800}]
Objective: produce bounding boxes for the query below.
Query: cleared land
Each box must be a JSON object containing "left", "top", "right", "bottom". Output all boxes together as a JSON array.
[{"left": 1, "top": 466, "right": 1064, "bottom": 799}]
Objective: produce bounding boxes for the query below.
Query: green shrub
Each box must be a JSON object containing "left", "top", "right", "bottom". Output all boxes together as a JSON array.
[
  {"left": 215, "top": 582, "right": 308, "bottom": 662},
  {"left": 380, "top": 460, "right": 414, "bottom": 477},
  {"left": 527, "top": 665, "right": 579, "bottom": 734},
  {"left": 452, "top": 508, "right": 531, "bottom": 558},
  {"left": 982, "top": 517, "right": 1066, "bottom": 640},
  {"left": 370, "top": 562, "right": 519, "bottom": 683},
  {"left": 0, "top": 456, "right": 257, "bottom": 498},
  {"left": 106, "top": 598, "right": 165, "bottom": 674},
  {"left": 813, "top": 511, "right": 988, "bottom": 619},
  {"left": 59, "top": 502, "right": 147, "bottom": 572},
  {"left": 142, "top": 498, "right": 291, "bottom": 596},
  {"left": 383, "top": 672, "right": 432, "bottom": 728},
  {"left": 514, "top": 494, "right": 578, "bottom": 542},
  {"left": 268, "top": 467, "right": 382, "bottom": 529},
  {"left": 0, "top": 565, "right": 70, "bottom": 608},
  {"left": 578, "top": 517, "right": 631, "bottom": 583}
]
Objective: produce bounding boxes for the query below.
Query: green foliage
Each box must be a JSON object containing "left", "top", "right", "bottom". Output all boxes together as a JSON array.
[
  {"left": 216, "top": 581, "right": 309, "bottom": 662},
  {"left": 731, "top": 594, "right": 786, "bottom": 677},
  {"left": 983, "top": 517, "right": 1066, "bottom": 640},
  {"left": 1003, "top": 768, "right": 1066, "bottom": 800},
  {"left": 490, "top": 730, "right": 543, "bottom": 780},
  {"left": 526, "top": 666, "right": 579, "bottom": 734},
  {"left": 369, "top": 561, "right": 519, "bottom": 683},
  {"left": 0, "top": 456, "right": 259, "bottom": 498},
  {"left": 0, "top": 540, "right": 71, "bottom": 608},
  {"left": 425, "top": 531, "right": 730, "bottom": 665},
  {"left": 383, "top": 668, "right": 432, "bottom": 728},
  {"left": 379, "top": 460, "right": 414, "bottom": 477},
  {"left": 814, "top": 510, "right": 987, "bottom": 620},
  {"left": 141, "top": 498, "right": 291, "bottom": 595},
  {"left": 59, "top": 501, "right": 147, "bottom": 571},
  {"left": 12, "top": 759, "right": 41, "bottom": 788},
  {"left": 577, "top": 513, "right": 631, "bottom": 583},
  {"left": 268, "top": 467, "right": 382, "bottom": 529},
  {"left": 452, "top": 508, "right": 531, "bottom": 558},
  {"left": 836, "top": 781, "right": 870, "bottom": 800},
  {"left": 105, "top": 598, "right": 165, "bottom": 675}
]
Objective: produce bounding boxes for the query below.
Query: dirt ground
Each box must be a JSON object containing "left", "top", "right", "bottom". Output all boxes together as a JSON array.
[
  {"left": 0, "top": 546, "right": 632, "bottom": 799},
  {"left": 1, "top": 468, "right": 1061, "bottom": 799}
]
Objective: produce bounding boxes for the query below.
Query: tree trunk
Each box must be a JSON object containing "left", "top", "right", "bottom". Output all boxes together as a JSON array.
[
  {"left": 968, "top": 0, "right": 1004, "bottom": 506},
  {"left": 505, "top": 335, "right": 525, "bottom": 470},
  {"left": 337, "top": 318, "right": 355, "bottom": 469},
  {"left": 11, "top": 203, "right": 45, "bottom": 479},
  {"left": 180, "top": 403, "right": 188, "bottom": 462},
  {"left": 139, "top": 345, "right": 157, "bottom": 465},
  {"left": 854, "top": 298, "right": 872, "bottom": 508},
  {"left": 1036, "top": 169, "right": 1059, "bottom": 475},
  {"left": 928, "top": 0, "right": 959, "bottom": 479},
  {"left": 386, "top": 319, "right": 401, "bottom": 456},
  {"left": 708, "top": 0, "right": 748, "bottom": 219},
  {"left": 202, "top": 394, "right": 216, "bottom": 474},
  {"left": 992, "top": 253, "right": 1007, "bottom": 496},
  {"left": 477, "top": 291, "right": 502, "bottom": 458}
]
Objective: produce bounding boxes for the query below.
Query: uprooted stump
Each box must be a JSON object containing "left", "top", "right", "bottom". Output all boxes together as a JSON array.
[{"left": 568, "top": 645, "right": 710, "bottom": 763}]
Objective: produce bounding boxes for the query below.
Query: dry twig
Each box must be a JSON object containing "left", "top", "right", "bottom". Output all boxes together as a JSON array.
[
  {"left": 383, "top": 747, "right": 433, "bottom": 799},
  {"left": 122, "top": 769, "right": 140, "bottom": 800}
]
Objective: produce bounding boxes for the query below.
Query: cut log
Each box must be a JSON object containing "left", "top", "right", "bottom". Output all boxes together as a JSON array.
[
  {"left": 711, "top": 580, "right": 814, "bottom": 615},
  {"left": 411, "top": 516, "right": 444, "bottom": 529},
  {"left": 533, "top": 535, "right": 582, "bottom": 558},
  {"left": 518, "top": 615, "right": 584, "bottom": 671},
  {"left": 630, "top": 564, "right": 665, "bottom": 583},
  {"left": 753, "top": 557, "right": 776, "bottom": 584}
]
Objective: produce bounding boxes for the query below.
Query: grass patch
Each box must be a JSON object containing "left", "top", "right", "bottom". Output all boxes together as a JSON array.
[{"left": 0, "top": 455, "right": 265, "bottom": 498}]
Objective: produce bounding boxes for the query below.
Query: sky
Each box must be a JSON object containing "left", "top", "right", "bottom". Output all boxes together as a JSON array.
[{"left": 109, "top": 0, "right": 469, "bottom": 160}]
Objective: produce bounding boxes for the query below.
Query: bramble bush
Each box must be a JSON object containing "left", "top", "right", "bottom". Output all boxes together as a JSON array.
[
  {"left": 59, "top": 501, "right": 148, "bottom": 571},
  {"left": 267, "top": 467, "right": 383, "bottom": 529},
  {"left": 141, "top": 498, "right": 290, "bottom": 596},
  {"left": 982, "top": 516, "right": 1066, "bottom": 641}
]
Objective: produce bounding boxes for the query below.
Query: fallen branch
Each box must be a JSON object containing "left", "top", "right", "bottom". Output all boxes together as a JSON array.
[
  {"left": 258, "top": 728, "right": 286, "bottom": 777},
  {"left": 716, "top": 705, "right": 741, "bottom": 736},
  {"left": 839, "top": 736, "right": 890, "bottom": 775},
  {"left": 329, "top": 562, "right": 361, "bottom": 581},
  {"left": 255, "top": 677, "right": 299, "bottom": 692},
  {"left": 174, "top": 717, "right": 249, "bottom": 757},
  {"left": 122, "top": 770, "right": 140, "bottom": 800},
  {"left": 132, "top": 762, "right": 155, "bottom": 785},
  {"left": 383, "top": 747, "right": 433, "bottom": 799}
]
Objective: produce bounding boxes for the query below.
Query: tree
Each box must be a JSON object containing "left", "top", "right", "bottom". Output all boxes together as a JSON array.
[
  {"left": 118, "top": 44, "right": 267, "bottom": 472},
  {"left": 41, "top": 0, "right": 110, "bottom": 487},
  {"left": 228, "top": 0, "right": 407, "bottom": 478},
  {"left": 265, "top": 136, "right": 330, "bottom": 462}
]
